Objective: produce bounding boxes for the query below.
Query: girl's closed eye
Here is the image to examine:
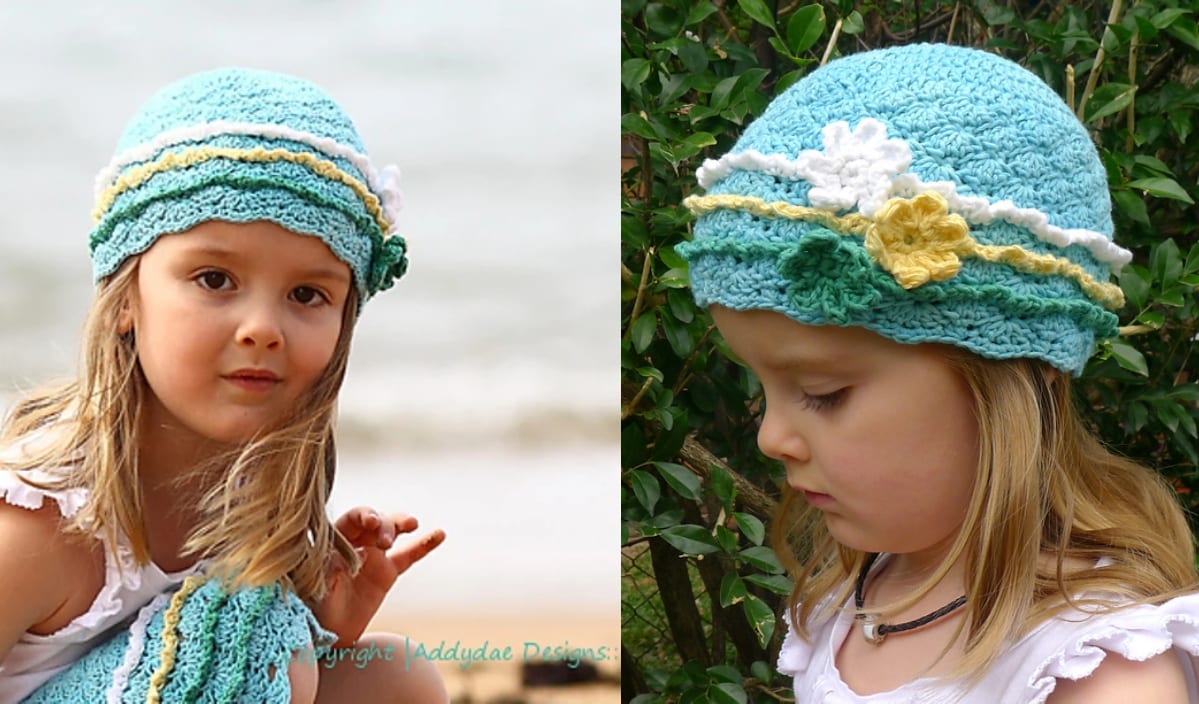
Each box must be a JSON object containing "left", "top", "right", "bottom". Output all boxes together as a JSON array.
[{"left": 801, "top": 388, "right": 847, "bottom": 412}]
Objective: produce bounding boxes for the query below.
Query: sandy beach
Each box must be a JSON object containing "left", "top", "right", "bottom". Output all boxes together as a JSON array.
[{"left": 371, "top": 605, "right": 620, "bottom": 703}]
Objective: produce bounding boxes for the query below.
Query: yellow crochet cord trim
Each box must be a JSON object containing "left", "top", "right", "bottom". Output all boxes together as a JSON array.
[
  {"left": 92, "top": 146, "right": 390, "bottom": 235},
  {"left": 145, "top": 574, "right": 206, "bottom": 704},
  {"left": 683, "top": 194, "right": 1126, "bottom": 309}
]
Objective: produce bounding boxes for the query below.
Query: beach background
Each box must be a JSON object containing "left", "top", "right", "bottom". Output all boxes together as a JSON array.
[{"left": 0, "top": 2, "right": 616, "bottom": 701}]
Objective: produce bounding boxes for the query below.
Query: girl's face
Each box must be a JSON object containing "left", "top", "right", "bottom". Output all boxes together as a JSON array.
[
  {"left": 710, "top": 306, "right": 979, "bottom": 557},
  {"left": 127, "top": 221, "right": 351, "bottom": 445}
]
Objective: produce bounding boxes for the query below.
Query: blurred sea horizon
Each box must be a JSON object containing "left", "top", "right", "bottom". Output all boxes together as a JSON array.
[{"left": 0, "top": 1, "right": 615, "bottom": 612}]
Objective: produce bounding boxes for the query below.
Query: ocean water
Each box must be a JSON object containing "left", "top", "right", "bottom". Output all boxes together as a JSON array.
[{"left": 0, "top": 1, "right": 614, "bottom": 612}]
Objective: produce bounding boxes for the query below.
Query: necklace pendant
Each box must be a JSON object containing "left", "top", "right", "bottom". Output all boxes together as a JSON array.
[{"left": 861, "top": 615, "right": 886, "bottom": 645}]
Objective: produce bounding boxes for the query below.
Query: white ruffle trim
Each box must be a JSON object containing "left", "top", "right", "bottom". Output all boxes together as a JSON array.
[
  {"left": 777, "top": 609, "right": 813, "bottom": 677},
  {"left": 1026, "top": 594, "right": 1199, "bottom": 704},
  {"left": 0, "top": 469, "right": 87, "bottom": 519}
]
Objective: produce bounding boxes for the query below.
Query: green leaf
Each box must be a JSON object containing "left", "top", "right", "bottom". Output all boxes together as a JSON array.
[
  {"left": 644, "top": 3, "right": 684, "bottom": 38},
  {"left": 786, "top": 5, "right": 826, "bottom": 54},
  {"left": 733, "top": 511, "right": 766, "bottom": 545},
  {"left": 661, "top": 313, "right": 693, "bottom": 357},
  {"left": 657, "top": 266, "right": 690, "bottom": 289},
  {"left": 842, "top": 9, "right": 864, "bottom": 35},
  {"left": 1151, "top": 8, "right": 1190, "bottom": 29},
  {"left": 1150, "top": 239, "right": 1184, "bottom": 287},
  {"left": 708, "top": 665, "right": 743, "bottom": 685},
  {"left": 1168, "top": 384, "right": 1199, "bottom": 402},
  {"left": 655, "top": 461, "right": 703, "bottom": 501},
  {"left": 1110, "top": 339, "right": 1149, "bottom": 376},
  {"left": 750, "top": 660, "right": 773, "bottom": 683},
  {"left": 1170, "top": 109, "right": 1193, "bottom": 143},
  {"left": 1112, "top": 189, "right": 1150, "bottom": 227},
  {"left": 685, "top": 1, "right": 718, "bottom": 26},
  {"left": 620, "top": 112, "right": 657, "bottom": 141},
  {"left": 1159, "top": 289, "right": 1185, "bottom": 307},
  {"left": 648, "top": 508, "right": 684, "bottom": 529},
  {"left": 683, "top": 131, "right": 716, "bottom": 149},
  {"left": 628, "top": 469, "right": 661, "bottom": 512},
  {"left": 736, "top": 0, "right": 775, "bottom": 29},
  {"left": 678, "top": 40, "right": 708, "bottom": 73},
  {"left": 1084, "top": 83, "right": 1135, "bottom": 124},
  {"left": 630, "top": 310, "right": 657, "bottom": 353},
  {"left": 709, "top": 76, "right": 739, "bottom": 111},
  {"left": 739, "top": 545, "right": 786, "bottom": 573},
  {"left": 1127, "top": 177, "right": 1195, "bottom": 204},
  {"left": 745, "top": 573, "right": 794, "bottom": 595},
  {"left": 1119, "top": 265, "right": 1151, "bottom": 309},
  {"left": 621, "top": 58, "right": 653, "bottom": 93},
  {"left": 715, "top": 524, "right": 738, "bottom": 553},
  {"left": 636, "top": 365, "right": 664, "bottom": 383},
  {"left": 1134, "top": 15, "right": 1158, "bottom": 41},
  {"left": 710, "top": 465, "right": 735, "bottom": 510},
  {"left": 710, "top": 683, "right": 748, "bottom": 704},
  {"left": 1128, "top": 401, "right": 1149, "bottom": 433},
  {"left": 667, "top": 290, "right": 695, "bottom": 323},
  {"left": 742, "top": 594, "right": 776, "bottom": 647},
  {"left": 660, "top": 524, "right": 721, "bottom": 555},
  {"left": 978, "top": 0, "right": 1015, "bottom": 26},
  {"left": 1166, "top": 18, "right": 1199, "bottom": 51},
  {"left": 621, "top": 214, "right": 649, "bottom": 248},
  {"left": 720, "top": 572, "right": 749, "bottom": 607}
]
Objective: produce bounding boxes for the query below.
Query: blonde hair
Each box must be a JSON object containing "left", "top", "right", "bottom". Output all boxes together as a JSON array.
[
  {"left": 1, "top": 256, "right": 358, "bottom": 604},
  {"left": 773, "top": 351, "right": 1198, "bottom": 678}
]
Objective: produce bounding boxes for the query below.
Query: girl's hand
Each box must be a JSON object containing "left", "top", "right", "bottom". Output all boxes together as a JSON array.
[{"left": 314, "top": 507, "right": 446, "bottom": 647}]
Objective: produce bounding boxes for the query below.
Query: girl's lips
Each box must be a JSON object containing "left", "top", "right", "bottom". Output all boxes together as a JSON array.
[
  {"left": 223, "top": 374, "right": 281, "bottom": 392},
  {"left": 801, "top": 490, "right": 834, "bottom": 507}
]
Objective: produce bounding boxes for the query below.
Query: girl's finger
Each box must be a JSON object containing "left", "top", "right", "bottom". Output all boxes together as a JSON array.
[{"left": 387, "top": 529, "right": 446, "bottom": 575}]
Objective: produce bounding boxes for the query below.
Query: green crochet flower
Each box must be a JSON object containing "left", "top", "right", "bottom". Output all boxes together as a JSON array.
[{"left": 778, "top": 230, "right": 892, "bottom": 325}]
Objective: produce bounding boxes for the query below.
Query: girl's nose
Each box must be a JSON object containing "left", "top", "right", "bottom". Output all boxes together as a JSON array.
[
  {"left": 235, "top": 303, "right": 284, "bottom": 350},
  {"left": 756, "top": 402, "right": 810, "bottom": 464}
]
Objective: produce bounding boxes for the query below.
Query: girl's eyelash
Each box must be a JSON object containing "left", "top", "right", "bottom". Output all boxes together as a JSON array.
[
  {"left": 291, "top": 286, "right": 330, "bottom": 306},
  {"left": 195, "top": 269, "right": 231, "bottom": 290},
  {"left": 801, "top": 388, "right": 847, "bottom": 412}
]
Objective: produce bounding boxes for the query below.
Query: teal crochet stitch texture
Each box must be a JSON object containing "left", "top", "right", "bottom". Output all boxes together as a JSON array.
[
  {"left": 23, "top": 579, "right": 334, "bottom": 704},
  {"left": 89, "top": 67, "right": 407, "bottom": 305},
  {"left": 679, "top": 43, "right": 1128, "bottom": 375}
]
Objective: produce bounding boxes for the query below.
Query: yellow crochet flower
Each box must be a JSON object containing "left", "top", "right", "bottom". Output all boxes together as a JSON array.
[{"left": 864, "top": 191, "right": 970, "bottom": 289}]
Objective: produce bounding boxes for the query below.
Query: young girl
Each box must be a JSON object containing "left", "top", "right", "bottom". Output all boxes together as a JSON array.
[
  {"left": 680, "top": 44, "right": 1199, "bottom": 702},
  {"left": 0, "top": 68, "right": 447, "bottom": 702}
]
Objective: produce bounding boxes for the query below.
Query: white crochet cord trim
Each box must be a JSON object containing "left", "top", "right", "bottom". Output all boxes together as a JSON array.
[
  {"left": 694, "top": 118, "right": 1133, "bottom": 271},
  {"left": 92, "top": 120, "right": 404, "bottom": 232},
  {"left": 104, "top": 590, "right": 174, "bottom": 704}
]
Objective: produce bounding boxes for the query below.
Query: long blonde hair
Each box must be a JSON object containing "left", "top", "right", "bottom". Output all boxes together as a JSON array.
[
  {"left": 773, "top": 351, "right": 1198, "bottom": 677},
  {"left": 0, "top": 256, "right": 358, "bottom": 604}
]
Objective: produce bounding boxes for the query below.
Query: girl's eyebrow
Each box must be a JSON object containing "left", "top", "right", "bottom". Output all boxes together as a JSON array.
[{"left": 177, "top": 244, "right": 351, "bottom": 284}]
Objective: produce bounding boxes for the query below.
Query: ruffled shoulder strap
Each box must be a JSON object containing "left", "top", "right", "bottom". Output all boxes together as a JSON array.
[
  {"left": 1023, "top": 594, "right": 1199, "bottom": 704},
  {"left": 0, "top": 467, "right": 87, "bottom": 518},
  {"left": 0, "top": 423, "right": 88, "bottom": 518}
]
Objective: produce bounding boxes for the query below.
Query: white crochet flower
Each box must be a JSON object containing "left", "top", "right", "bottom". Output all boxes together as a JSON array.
[
  {"left": 800, "top": 118, "right": 911, "bottom": 218},
  {"left": 376, "top": 164, "right": 404, "bottom": 234}
]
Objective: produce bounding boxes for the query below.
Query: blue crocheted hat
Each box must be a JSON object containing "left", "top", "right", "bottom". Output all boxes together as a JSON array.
[
  {"left": 680, "top": 44, "right": 1130, "bottom": 376},
  {"left": 89, "top": 67, "right": 407, "bottom": 305}
]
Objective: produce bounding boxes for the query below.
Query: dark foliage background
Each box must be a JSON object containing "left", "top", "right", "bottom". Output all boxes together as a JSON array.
[{"left": 621, "top": 2, "right": 1199, "bottom": 702}]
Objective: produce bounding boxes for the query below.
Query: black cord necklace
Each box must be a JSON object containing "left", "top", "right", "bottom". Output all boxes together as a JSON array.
[{"left": 854, "top": 552, "right": 967, "bottom": 646}]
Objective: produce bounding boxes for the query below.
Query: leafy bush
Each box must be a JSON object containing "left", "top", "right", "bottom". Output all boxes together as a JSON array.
[{"left": 621, "top": 2, "right": 1199, "bottom": 702}]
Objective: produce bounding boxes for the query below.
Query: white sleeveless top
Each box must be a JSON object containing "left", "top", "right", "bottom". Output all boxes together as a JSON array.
[
  {"left": 0, "top": 468, "right": 202, "bottom": 703},
  {"left": 779, "top": 587, "right": 1199, "bottom": 703}
]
